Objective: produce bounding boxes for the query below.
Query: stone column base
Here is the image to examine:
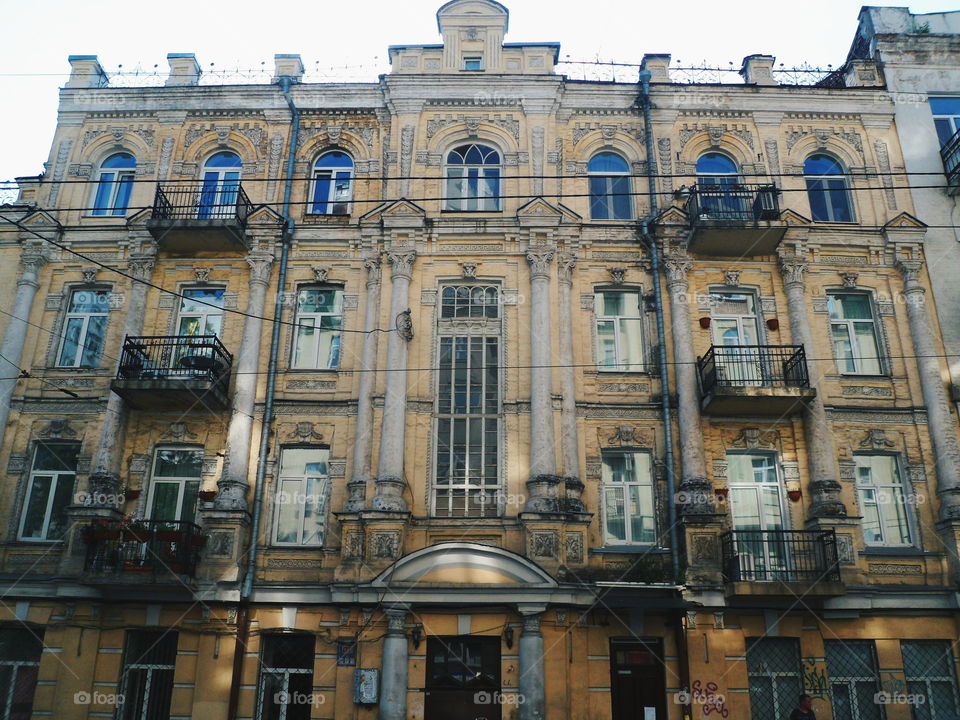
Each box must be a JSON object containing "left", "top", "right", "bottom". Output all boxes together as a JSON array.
[
  {"left": 195, "top": 507, "right": 251, "bottom": 588},
  {"left": 372, "top": 476, "right": 408, "bottom": 512},
  {"left": 935, "top": 518, "right": 960, "bottom": 585}
]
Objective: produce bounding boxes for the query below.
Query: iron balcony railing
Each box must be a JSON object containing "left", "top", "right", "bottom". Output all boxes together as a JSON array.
[
  {"left": 151, "top": 182, "right": 253, "bottom": 223},
  {"left": 698, "top": 345, "right": 809, "bottom": 394},
  {"left": 941, "top": 127, "right": 960, "bottom": 189},
  {"left": 721, "top": 529, "right": 840, "bottom": 583},
  {"left": 82, "top": 520, "right": 205, "bottom": 578},
  {"left": 685, "top": 183, "right": 781, "bottom": 222},
  {"left": 117, "top": 335, "right": 233, "bottom": 387}
]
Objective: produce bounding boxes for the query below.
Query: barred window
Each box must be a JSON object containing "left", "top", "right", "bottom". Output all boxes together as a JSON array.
[
  {"left": 256, "top": 634, "right": 315, "bottom": 720},
  {"left": 0, "top": 626, "right": 44, "bottom": 720},
  {"left": 825, "top": 640, "right": 883, "bottom": 720},
  {"left": 902, "top": 640, "right": 960, "bottom": 720},
  {"left": 433, "top": 285, "right": 501, "bottom": 517},
  {"left": 746, "top": 637, "right": 802, "bottom": 720},
  {"left": 117, "top": 630, "right": 177, "bottom": 720}
]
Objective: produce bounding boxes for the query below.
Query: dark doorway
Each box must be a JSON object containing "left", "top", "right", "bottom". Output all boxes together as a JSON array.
[
  {"left": 610, "top": 638, "right": 666, "bottom": 720},
  {"left": 425, "top": 636, "right": 501, "bottom": 720}
]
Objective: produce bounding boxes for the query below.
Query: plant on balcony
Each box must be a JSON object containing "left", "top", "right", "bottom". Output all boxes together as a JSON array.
[
  {"left": 119, "top": 516, "right": 153, "bottom": 542},
  {"left": 154, "top": 522, "right": 182, "bottom": 542},
  {"left": 82, "top": 518, "right": 120, "bottom": 542}
]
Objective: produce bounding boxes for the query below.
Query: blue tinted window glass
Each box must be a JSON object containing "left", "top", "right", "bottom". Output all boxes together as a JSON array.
[
  {"left": 696, "top": 153, "right": 738, "bottom": 175},
  {"left": 589, "top": 152, "right": 629, "bottom": 173},
  {"left": 112, "top": 174, "right": 134, "bottom": 215},
  {"left": 102, "top": 153, "right": 135, "bottom": 169},
  {"left": 930, "top": 97, "right": 960, "bottom": 116},
  {"left": 316, "top": 152, "right": 352, "bottom": 168},
  {"left": 804, "top": 154, "right": 844, "bottom": 175},
  {"left": 205, "top": 151, "right": 242, "bottom": 168}
]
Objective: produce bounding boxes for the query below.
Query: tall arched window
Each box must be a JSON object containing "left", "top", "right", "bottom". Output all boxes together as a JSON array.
[
  {"left": 588, "top": 152, "right": 632, "bottom": 220},
  {"left": 695, "top": 152, "right": 748, "bottom": 217},
  {"left": 310, "top": 151, "right": 353, "bottom": 215},
  {"left": 199, "top": 151, "right": 242, "bottom": 219},
  {"left": 445, "top": 143, "right": 501, "bottom": 211},
  {"left": 91, "top": 153, "right": 136, "bottom": 216},
  {"left": 805, "top": 154, "right": 854, "bottom": 222}
]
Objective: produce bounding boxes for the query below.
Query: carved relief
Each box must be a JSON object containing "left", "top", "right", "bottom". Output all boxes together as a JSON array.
[
  {"left": 565, "top": 533, "right": 584, "bottom": 564},
  {"left": 859, "top": 429, "right": 896, "bottom": 450},
  {"left": 730, "top": 427, "right": 778, "bottom": 449},
  {"left": 372, "top": 532, "right": 400, "bottom": 559},
  {"left": 286, "top": 422, "right": 325, "bottom": 442},
  {"left": 531, "top": 532, "right": 559, "bottom": 559}
]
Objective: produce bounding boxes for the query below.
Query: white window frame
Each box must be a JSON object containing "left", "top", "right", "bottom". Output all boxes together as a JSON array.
[
  {"left": 594, "top": 288, "right": 645, "bottom": 372},
  {"left": 432, "top": 284, "right": 503, "bottom": 518},
  {"left": 272, "top": 447, "right": 330, "bottom": 547},
  {"left": 55, "top": 288, "right": 110, "bottom": 368},
  {"left": 18, "top": 442, "right": 78, "bottom": 543},
  {"left": 600, "top": 449, "right": 657, "bottom": 545},
  {"left": 176, "top": 287, "right": 225, "bottom": 338},
  {"left": 855, "top": 453, "right": 914, "bottom": 547},
  {"left": 145, "top": 447, "right": 203, "bottom": 523},
  {"left": 462, "top": 55, "right": 483, "bottom": 71},
  {"left": 89, "top": 155, "right": 136, "bottom": 217},
  {"left": 444, "top": 144, "right": 502, "bottom": 212},
  {"left": 828, "top": 292, "right": 883, "bottom": 375},
  {"left": 930, "top": 97, "right": 960, "bottom": 145},
  {"left": 309, "top": 153, "right": 353, "bottom": 215},
  {"left": 291, "top": 286, "right": 343, "bottom": 370}
]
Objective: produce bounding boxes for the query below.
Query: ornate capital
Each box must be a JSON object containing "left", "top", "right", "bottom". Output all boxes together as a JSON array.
[
  {"left": 18, "top": 250, "right": 47, "bottom": 280},
  {"left": 363, "top": 254, "right": 382, "bottom": 285},
  {"left": 245, "top": 252, "right": 274, "bottom": 286},
  {"left": 778, "top": 253, "right": 808, "bottom": 287},
  {"left": 526, "top": 249, "right": 555, "bottom": 279},
  {"left": 126, "top": 255, "right": 156, "bottom": 281},
  {"left": 557, "top": 253, "right": 576, "bottom": 284},
  {"left": 521, "top": 613, "right": 543, "bottom": 634},
  {"left": 896, "top": 259, "right": 924, "bottom": 291},
  {"left": 387, "top": 251, "right": 416, "bottom": 280},
  {"left": 662, "top": 253, "right": 692, "bottom": 289},
  {"left": 385, "top": 608, "right": 407, "bottom": 633}
]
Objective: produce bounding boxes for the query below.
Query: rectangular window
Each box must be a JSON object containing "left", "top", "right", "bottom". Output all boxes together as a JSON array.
[
  {"left": 147, "top": 448, "right": 202, "bottom": 523},
  {"left": 19, "top": 442, "right": 79, "bottom": 542},
  {"left": 434, "top": 285, "right": 501, "bottom": 517},
  {"left": 56, "top": 289, "right": 109, "bottom": 367},
  {"left": 856, "top": 454, "right": 912, "bottom": 546},
  {"left": 255, "top": 634, "right": 315, "bottom": 720},
  {"left": 601, "top": 451, "right": 656, "bottom": 544},
  {"left": 310, "top": 170, "right": 352, "bottom": 215},
  {"left": 116, "top": 630, "right": 177, "bottom": 720},
  {"left": 930, "top": 97, "right": 960, "bottom": 146},
  {"left": 746, "top": 638, "right": 802, "bottom": 720},
  {"left": 828, "top": 293, "right": 882, "bottom": 375},
  {"left": 595, "top": 290, "right": 644, "bottom": 372},
  {"left": 176, "top": 288, "right": 225, "bottom": 338},
  {"left": 902, "top": 640, "right": 960, "bottom": 720},
  {"left": 825, "top": 640, "right": 882, "bottom": 720},
  {"left": 292, "top": 287, "right": 343, "bottom": 369},
  {"left": 0, "top": 626, "right": 44, "bottom": 720},
  {"left": 273, "top": 448, "right": 330, "bottom": 546},
  {"left": 462, "top": 56, "right": 483, "bottom": 71}
]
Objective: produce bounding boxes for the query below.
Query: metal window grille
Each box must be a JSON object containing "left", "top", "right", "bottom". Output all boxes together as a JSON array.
[
  {"left": 746, "top": 637, "right": 802, "bottom": 720},
  {"left": 116, "top": 630, "right": 177, "bottom": 720},
  {"left": 825, "top": 640, "right": 884, "bottom": 720},
  {"left": 902, "top": 641, "right": 960, "bottom": 720},
  {"left": 0, "top": 627, "right": 44, "bottom": 720},
  {"left": 256, "top": 634, "right": 316, "bottom": 720}
]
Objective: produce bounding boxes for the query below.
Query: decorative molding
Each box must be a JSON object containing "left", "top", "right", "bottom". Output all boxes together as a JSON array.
[
  {"left": 159, "top": 422, "right": 197, "bottom": 441},
  {"left": 286, "top": 422, "right": 325, "bottom": 441},
  {"left": 868, "top": 563, "right": 922, "bottom": 576},
  {"left": 874, "top": 139, "right": 897, "bottom": 210},
  {"left": 841, "top": 385, "right": 893, "bottom": 398},
  {"left": 286, "top": 380, "right": 337, "bottom": 391},
  {"left": 194, "top": 267, "right": 211, "bottom": 283},
  {"left": 460, "top": 262, "right": 478, "bottom": 279},
  {"left": 311, "top": 265, "right": 330, "bottom": 283},
  {"left": 38, "top": 418, "right": 77, "bottom": 439},
  {"left": 598, "top": 382, "right": 650, "bottom": 393},
  {"left": 859, "top": 428, "right": 896, "bottom": 450},
  {"left": 730, "top": 427, "right": 777, "bottom": 449},
  {"left": 608, "top": 268, "right": 626, "bottom": 286},
  {"left": 840, "top": 272, "right": 858, "bottom": 288}
]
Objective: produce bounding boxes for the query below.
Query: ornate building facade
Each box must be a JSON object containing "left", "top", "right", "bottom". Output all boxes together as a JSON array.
[{"left": 0, "top": 2, "right": 958, "bottom": 719}]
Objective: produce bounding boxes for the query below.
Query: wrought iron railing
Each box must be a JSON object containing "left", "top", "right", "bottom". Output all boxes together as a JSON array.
[
  {"left": 721, "top": 529, "right": 840, "bottom": 583},
  {"left": 941, "top": 127, "right": 960, "bottom": 189},
  {"left": 82, "top": 520, "right": 205, "bottom": 578},
  {"left": 151, "top": 182, "right": 253, "bottom": 223},
  {"left": 685, "top": 183, "right": 781, "bottom": 222},
  {"left": 116, "top": 335, "right": 232, "bottom": 388},
  {"left": 698, "top": 345, "right": 809, "bottom": 394}
]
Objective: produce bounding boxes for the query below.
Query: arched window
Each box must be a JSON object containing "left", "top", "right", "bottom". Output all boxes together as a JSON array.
[
  {"left": 695, "top": 152, "right": 749, "bottom": 218},
  {"left": 588, "top": 152, "right": 632, "bottom": 220},
  {"left": 199, "top": 151, "right": 242, "bottom": 219},
  {"left": 310, "top": 151, "right": 353, "bottom": 215},
  {"left": 91, "top": 153, "right": 136, "bottom": 216},
  {"left": 445, "top": 143, "right": 501, "bottom": 211},
  {"left": 805, "top": 154, "right": 854, "bottom": 222}
]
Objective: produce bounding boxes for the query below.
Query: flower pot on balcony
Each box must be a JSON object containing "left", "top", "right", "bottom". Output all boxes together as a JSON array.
[
  {"left": 787, "top": 489, "right": 802, "bottom": 502},
  {"left": 156, "top": 530, "right": 181, "bottom": 542},
  {"left": 198, "top": 490, "right": 217, "bottom": 502},
  {"left": 89, "top": 528, "right": 120, "bottom": 541},
  {"left": 699, "top": 317, "right": 712, "bottom": 329},
  {"left": 190, "top": 534, "right": 208, "bottom": 548},
  {"left": 122, "top": 528, "right": 153, "bottom": 542},
  {"left": 714, "top": 487, "right": 729, "bottom": 502},
  {"left": 766, "top": 318, "right": 779, "bottom": 331},
  {"left": 125, "top": 489, "right": 141, "bottom": 501}
]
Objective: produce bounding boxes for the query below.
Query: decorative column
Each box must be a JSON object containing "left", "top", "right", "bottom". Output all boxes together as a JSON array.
[
  {"left": 215, "top": 251, "right": 274, "bottom": 511},
  {"left": 87, "top": 251, "right": 156, "bottom": 502},
  {"left": 345, "top": 253, "right": 382, "bottom": 512},
  {"left": 778, "top": 251, "right": 846, "bottom": 517},
  {"left": 662, "top": 250, "right": 714, "bottom": 515},
  {"left": 897, "top": 259, "right": 960, "bottom": 517},
  {"left": 373, "top": 250, "right": 416, "bottom": 512},
  {"left": 517, "top": 609, "right": 546, "bottom": 720},
  {"left": 378, "top": 607, "right": 409, "bottom": 720},
  {"left": 0, "top": 248, "right": 47, "bottom": 456},
  {"left": 557, "top": 253, "right": 584, "bottom": 511},
  {"left": 524, "top": 247, "right": 560, "bottom": 512}
]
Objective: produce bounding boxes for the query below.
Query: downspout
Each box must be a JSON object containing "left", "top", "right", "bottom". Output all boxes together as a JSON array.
[
  {"left": 638, "top": 70, "right": 692, "bottom": 719},
  {"left": 227, "top": 75, "right": 299, "bottom": 720}
]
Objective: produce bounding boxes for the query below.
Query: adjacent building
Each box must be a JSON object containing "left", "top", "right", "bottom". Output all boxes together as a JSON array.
[{"left": 0, "top": 2, "right": 959, "bottom": 719}]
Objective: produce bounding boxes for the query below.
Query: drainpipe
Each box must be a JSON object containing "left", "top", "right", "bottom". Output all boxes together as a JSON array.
[{"left": 227, "top": 75, "right": 299, "bottom": 720}]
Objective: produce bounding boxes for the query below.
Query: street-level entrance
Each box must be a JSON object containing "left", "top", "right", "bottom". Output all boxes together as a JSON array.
[
  {"left": 610, "top": 638, "right": 666, "bottom": 720},
  {"left": 425, "top": 636, "right": 501, "bottom": 720}
]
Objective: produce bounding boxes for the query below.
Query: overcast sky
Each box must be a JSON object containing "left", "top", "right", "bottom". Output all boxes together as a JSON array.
[{"left": 0, "top": 0, "right": 955, "bottom": 184}]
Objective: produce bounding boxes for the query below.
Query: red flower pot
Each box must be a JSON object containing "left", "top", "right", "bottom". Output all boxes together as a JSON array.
[
  {"left": 190, "top": 535, "right": 208, "bottom": 548},
  {"left": 198, "top": 491, "right": 217, "bottom": 502},
  {"left": 787, "top": 489, "right": 802, "bottom": 502},
  {"left": 767, "top": 318, "right": 779, "bottom": 331},
  {"left": 699, "top": 317, "right": 711, "bottom": 329},
  {"left": 156, "top": 530, "right": 181, "bottom": 542},
  {"left": 122, "top": 528, "right": 153, "bottom": 542},
  {"left": 125, "top": 489, "right": 141, "bottom": 501},
  {"left": 90, "top": 528, "right": 120, "bottom": 541}
]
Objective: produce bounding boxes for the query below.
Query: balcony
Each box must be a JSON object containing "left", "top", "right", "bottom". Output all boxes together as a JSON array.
[
  {"left": 82, "top": 520, "right": 205, "bottom": 583},
  {"left": 110, "top": 335, "right": 232, "bottom": 411},
  {"left": 697, "top": 344, "right": 815, "bottom": 416},
  {"left": 684, "top": 183, "right": 786, "bottom": 256},
  {"left": 721, "top": 529, "right": 844, "bottom": 598},
  {"left": 146, "top": 182, "right": 253, "bottom": 254},
  {"left": 941, "top": 128, "right": 960, "bottom": 195}
]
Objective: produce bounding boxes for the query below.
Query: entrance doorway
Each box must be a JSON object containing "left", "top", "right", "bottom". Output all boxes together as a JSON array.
[
  {"left": 610, "top": 638, "right": 666, "bottom": 720},
  {"left": 425, "top": 636, "right": 501, "bottom": 720}
]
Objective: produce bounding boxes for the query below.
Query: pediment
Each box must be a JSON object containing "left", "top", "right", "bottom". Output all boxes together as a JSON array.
[
  {"left": 780, "top": 208, "right": 812, "bottom": 226},
  {"left": 516, "top": 197, "right": 581, "bottom": 224},
  {"left": 17, "top": 209, "right": 61, "bottom": 230},
  {"left": 372, "top": 542, "right": 557, "bottom": 587},
  {"left": 655, "top": 206, "right": 688, "bottom": 225},
  {"left": 246, "top": 205, "right": 286, "bottom": 226},
  {"left": 883, "top": 211, "right": 926, "bottom": 229}
]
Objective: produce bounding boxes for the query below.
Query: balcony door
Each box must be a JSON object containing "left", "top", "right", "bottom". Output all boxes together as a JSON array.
[
  {"left": 696, "top": 152, "right": 746, "bottom": 217},
  {"left": 147, "top": 448, "right": 202, "bottom": 523},
  {"left": 711, "top": 291, "right": 761, "bottom": 385},
  {"left": 727, "top": 453, "right": 788, "bottom": 580},
  {"left": 198, "top": 151, "right": 241, "bottom": 219}
]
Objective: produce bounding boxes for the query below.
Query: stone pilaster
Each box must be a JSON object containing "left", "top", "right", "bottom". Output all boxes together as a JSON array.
[
  {"left": 518, "top": 608, "right": 546, "bottom": 720},
  {"left": 778, "top": 250, "right": 846, "bottom": 518},
  {"left": 215, "top": 251, "right": 274, "bottom": 511},
  {"left": 557, "top": 254, "right": 581, "bottom": 488},
  {"left": 373, "top": 250, "right": 416, "bottom": 512},
  {"left": 379, "top": 607, "right": 409, "bottom": 720}
]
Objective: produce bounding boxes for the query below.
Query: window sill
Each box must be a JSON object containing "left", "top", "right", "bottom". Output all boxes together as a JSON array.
[
  {"left": 838, "top": 373, "right": 891, "bottom": 379},
  {"left": 284, "top": 368, "right": 341, "bottom": 374},
  {"left": 860, "top": 546, "right": 934, "bottom": 557},
  {"left": 440, "top": 210, "right": 503, "bottom": 215},
  {"left": 83, "top": 213, "right": 128, "bottom": 219},
  {"left": 590, "top": 546, "right": 670, "bottom": 555}
]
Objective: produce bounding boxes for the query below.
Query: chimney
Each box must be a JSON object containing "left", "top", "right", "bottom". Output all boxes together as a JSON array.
[
  {"left": 844, "top": 59, "right": 881, "bottom": 87},
  {"left": 273, "top": 54, "right": 305, "bottom": 83},
  {"left": 166, "top": 53, "right": 201, "bottom": 86},
  {"left": 740, "top": 54, "right": 777, "bottom": 86},
  {"left": 65, "top": 55, "right": 108, "bottom": 89},
  {"left": 641, "top": 54, "right": 671, "bottom": 83}
]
